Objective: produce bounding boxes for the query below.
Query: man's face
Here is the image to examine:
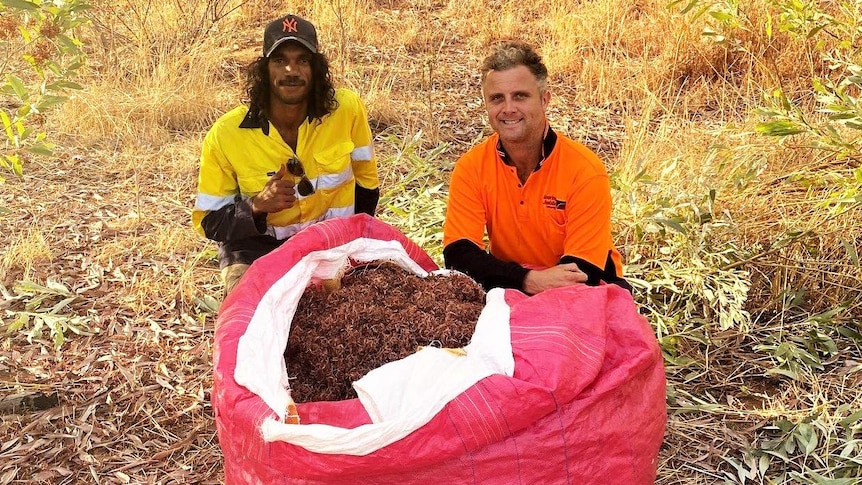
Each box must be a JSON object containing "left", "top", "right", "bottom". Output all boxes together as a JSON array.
[
  {"left": 482, "top": 65, "right": 550, "bottom": 146},
  {"left": 267, "top": 42, "right": 314, "bottom": 107}
]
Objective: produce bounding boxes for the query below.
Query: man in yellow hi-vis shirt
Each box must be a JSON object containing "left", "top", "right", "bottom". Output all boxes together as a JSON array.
[{"left": 193, "top": 14, "right": 380, "bottom": 294}]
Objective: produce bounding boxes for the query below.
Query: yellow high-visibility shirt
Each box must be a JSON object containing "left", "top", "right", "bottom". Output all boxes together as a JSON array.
[{"left": 193, "top": 88, "right": 379, "bottom": 241}]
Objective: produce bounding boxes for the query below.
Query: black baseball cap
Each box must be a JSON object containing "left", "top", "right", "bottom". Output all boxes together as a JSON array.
[{"left": 263, "top": 14, "right": 318, "bottom": 57}]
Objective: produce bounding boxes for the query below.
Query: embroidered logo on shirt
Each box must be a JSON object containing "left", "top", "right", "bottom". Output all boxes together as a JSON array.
[{"left": 543, "top": 195, "right": 566, "bottom": 210}]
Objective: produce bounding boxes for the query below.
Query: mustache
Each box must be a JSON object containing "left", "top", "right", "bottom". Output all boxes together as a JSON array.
[{"left": 277, "top": 78, "right": 306, "bottom": 87}]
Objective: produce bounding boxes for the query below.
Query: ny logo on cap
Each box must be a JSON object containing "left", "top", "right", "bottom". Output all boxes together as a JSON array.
[{"left": 282, "top": 17, "right": 298, "bottom": 32}]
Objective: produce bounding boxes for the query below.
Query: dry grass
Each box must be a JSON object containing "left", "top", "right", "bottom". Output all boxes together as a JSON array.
[
  {"left": 0, "top": 226, "right": 53, "bottom": 282},
  {"left": 1, "top": 0, "right": 861, "bottom": 483}
]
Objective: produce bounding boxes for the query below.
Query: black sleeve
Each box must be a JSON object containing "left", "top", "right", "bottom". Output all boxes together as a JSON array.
[
  {"left": 560, "top": 253, "right": 632, "bottom": 293},
  {"left": 443, "top": 239, "right": 529, "bottom": 291},
  {"left": 355, "top": 184, "right": 380, "bottom": 217},
  {"left": 200, "top": 195, "right": 267, "bottom": 243}
]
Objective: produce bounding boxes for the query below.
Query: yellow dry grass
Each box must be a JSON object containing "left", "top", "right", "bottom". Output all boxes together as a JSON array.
[{"left": 0, "top": 226, "right": 53, "bottom": 282}]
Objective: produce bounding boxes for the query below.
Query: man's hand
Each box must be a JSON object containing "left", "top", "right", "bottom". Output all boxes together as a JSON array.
[
  {"left": 251, "top": 164, "right": 297, "bottom": 216},
  {"left": 522, "top": 263, "right": 588, "bottom": 295}
]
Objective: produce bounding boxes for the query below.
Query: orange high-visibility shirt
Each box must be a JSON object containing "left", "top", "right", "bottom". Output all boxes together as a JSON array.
[{"left": 443, "top": 132, "right": 624, "bottom": 275}]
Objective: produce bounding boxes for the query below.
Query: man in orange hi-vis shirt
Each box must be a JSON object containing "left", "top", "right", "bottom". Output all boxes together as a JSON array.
[{"left": 443, "top": 41, "right": 631, "bottom": 295}]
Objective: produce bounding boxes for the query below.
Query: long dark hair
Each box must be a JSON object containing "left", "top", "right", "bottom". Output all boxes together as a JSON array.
[{"left": 244, "top": 51, "right": 338, "bottom": 122}]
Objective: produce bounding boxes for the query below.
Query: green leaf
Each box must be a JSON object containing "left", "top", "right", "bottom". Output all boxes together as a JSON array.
[
  {"left": 838, "top": 409, "right": 862, "bottom": 428},
  {"left": 70, "top": 2, "right": 91, "bottom": 13},
  {"left": 784, "top": 434, "right": 797, "bottom": 454},
  {"left": 780, "top": 91, "right": 793, "bottom": 111},
  {"left": 836, "top": 326, "right": 862, "bottom": 342},
  {"left": 0, "top": 0, "right": 40, "bottom": 11},
  {"left": 795, "top": 422, "right": 818, "bottom": 455},
  {"left": 670, "top": 0, "right": 701, "bottom": 15},
  {"left": 194, "top": 295, "right": 220, "bottom": 314},
  {"left": 35, "top": 95, "right": 68, "bottom": 111},
  {"left": 763, "top": 449, "right": 789, "bottom": 462},
  {"left": 758, "top": 454, "right": 769, "bottom": 476},
  {"left": 5, "top": 74, "right": 29, "bottom": 102},
  {"left": 16, "top": 103, "right": 31, "bottom": 118},
  {"left": 827, "top": 113, "right": 858, "bottom": 120},
  {"left": 45, "top": 279, "right": 72, "bottom": 294},
  {"left": 27, "top": 315, "right": 44, "bottom": 343},
  {"left": 8, "top": 313, "right": 28, "bottom": 332},
  {"left": 765, "top": 12, "right": 773, "bottom": 38},
  {"left": 21, "top": 54, "right": 40, "bottom": 73},
  {"left": 65, "top": 60, "right": 85, "bottom": 72},
  {"left": 756, "top": 120, "right": 808, "bottom": 136},
  {"left": 806, "top": 24, "right": 826, "bottom": 39},
  {"left": 46, "top": 80, "right": 84, "bottom": 91},
  {"left": 4, "top": 154, "right": 23, "bottom": 176},
  {"left": 765, "top": 367, "right": 799, "bottom": 380},
  {"left": 56, "top": 34, "right": 83, "bottom": 52},
  {"left": 805, "top": 305, "right": 847, "bottom": 324},
  {"left": 18, "top": 124, "right": 33, "bottom": 142},
  {"left": 709, "top": 11, "right": 735, "bottom": 23},
  {"left": 0, "top": 110, "right": 13, "bottom": 140},
  {"left": 17, "top": 23, "right": 31, "bottom": 43},
  {"left": 27, "top": 142, "right": 54, "bottom": 157},
  {"left": 655, "top": 217, "right": 687, "bottom": 234},
  {"left": 53, "top": 328, "right": 65, "bottom": 348},
  {"left": 842, "top": 239, "right": 859, "bottom": 265},
  {"left": 47, "top": 296, "right": 76, "bottom": 314}
]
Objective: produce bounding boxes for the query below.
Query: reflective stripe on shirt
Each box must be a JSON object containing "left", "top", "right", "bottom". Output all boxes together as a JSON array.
[
  {"left": 351, "top": 144, "right": 373, "bottom": 161},
  {"left": 267, "top": 205, "right": 355, "bottom": 240},
  {"left": 316, "top": 165, "right": 354, "bottom": 191},
  {"left": 195, "top": 193, "right": 235, "bottom": 211},
  {"left": 197, "top": 164, "right": 353, "bottom": 208}
]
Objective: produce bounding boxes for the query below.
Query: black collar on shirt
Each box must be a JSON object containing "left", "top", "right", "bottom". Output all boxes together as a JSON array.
[
  {"left": 239, "top": 105, "right": 323, "bottom": 136},
  {"left": 496, "top": 125, "right": 558, "bottom": 171},
  {"left": 239, "top": 108, "right": 271, "bottom": 136}
]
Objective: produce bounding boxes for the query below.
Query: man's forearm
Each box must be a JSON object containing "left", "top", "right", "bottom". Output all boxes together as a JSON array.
[
  {"left": 200, "top": 196, "right": 267, "bottom": 242},
  {"left": 355, "top": 184, "right": 379, "bottom": 216},
  {"left": 443, "top": 239, "right": 529, "bottom": 291},
  {"left": 559, "top": 254, "right": 632, "bottom": 293}
]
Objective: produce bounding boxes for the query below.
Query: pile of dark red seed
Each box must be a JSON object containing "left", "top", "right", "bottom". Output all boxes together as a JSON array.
[{"left": 285, "top": 261, "right": 486, "bottom": 403}]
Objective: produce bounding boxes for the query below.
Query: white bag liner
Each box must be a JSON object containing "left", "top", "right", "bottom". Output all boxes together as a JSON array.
[{"left": 233, "top": 238, "right": 514, "bottom": 455}]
